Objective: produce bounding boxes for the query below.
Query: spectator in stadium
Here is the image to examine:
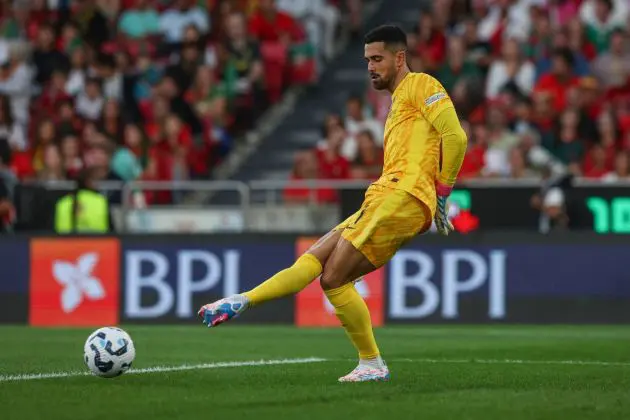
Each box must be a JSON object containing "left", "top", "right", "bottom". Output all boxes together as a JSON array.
[
  {"left": 37, "top": 144, "right": 66, "bottom": 181},
  {"left": 412, "top": 12, "right": 446, "bottom": 72},
  {"left": 276, "top": 0, "right": 340, "bottom": 62},
  {"left": 0, "top": 95, "right": 25, "bottom": 151},
  {"left": 166, "top": 41, "right": 202, "bottom": 95},
  {"left": 535, "top": 26, "right": 591, "bottom": 80},
  {"left": 121, "top": 123, "right": 149, "bottom": 167},
  {"left": 73, "top": 0, "right": 111, "bottom": 50},
  {"left": 111, "top": 134, "right": 143, "bottom": 182},
  {"left": 482, "top": 106, "right": 520, "bottom": 177},
  {"left": 32, "top": 118, "right": 56, "bottom": 173},
  {"left": 159, "top": 0, "right": 210, "bottom": 47},
  {"left": 249, "top": 0, "right": 302, "bottom": 43},
  {"left": 75, "top": 77, "right": 105, "bottom": 121},
  {"left": 511, "top": 96, "right": 536, "bottom": 134},
  {"left": 534, "top": 47, "right": 580, "bottom": 112},
  {"left": 59, "top": 134, "right": 84, "bottom": 180},
  {"left": 475, "top": 0, "right": 532, "bottom": 46},
  {"left": 554, "top": 108, "right": 586, "bottom": 164},
  {"left": 223, "top": 12, "right": 264, "bottom": 129},
  {"left": 583, "top": 143, "right": 610, "bottom": 178},
  {"left": 459, "top": 122, "right": 486, "bottom": 179},
  {"left": 0, "top": 138, "right": 15, "bottom": 233},
  {"left": 592, "top": 29, "right": 630, "bottom": 90},
  {"left": 567, "top": 18, "right": 598, "bottom": 61},
  {"left": 508, "top": 147, "right": 539, "bottom": 179},
  {"left": 284, "top": 149, "right": 337, "bottom": 204},
  {"left": 97, "top": 53, "right": 123, "bottom": 101},
  {"left": 118, "top": 0, "right": 161, "bottom": 40},
  {"left": 541, "top": 186, "right": 570, "bottom": 232},
  {"left": 486, "top": 38, "right": 536, "bottom": 99},
  {"left": 57, "top": 99, "right": 82, "bottom": 138},
  {"left": 520, "top": 128, "right": 567, "bottom": 176},
  {"left": 459, "top": 17, "right": 492, "bottom": 75},
  {"left": 316, "top": 122, "right": 350, "bottom": 181},
  {"left": 37, "top": 69, "right": 72, "bottom": 118},
  {"left": 580, "top": 110, "right": 619, "bottom": 173},
  {"left": 83, "top": 143, "right": 123, "bottom": 204},
  {"left": 350, "top": 130, "right": 383, "bottom": 180},
  {"left": 580, "top": 0, "right": 628, "bottom": 53},
  {"left": 156, "top": 75, "right": 203, "bottom": 135},
  {"left": 525, "top": 8, "right": 554, "bottom": 63},
  {"left": 191, "top": 64, "right": 228, "bottom": 124},
  {"left": 341, "top": 94, "right": 382, "bottom": 161},
  {"left": 32, "top": 23, "right": 69, "bottom": 87},
  {"left": 66, "top": 46, "right": 88, "bottom": 96},
  {"left": 54, "top": 166, "right": 113, "bottom": 234},
  {"left": 603, "top": 150, "right": 630, "bottom": 181},
  {"left": 437, "top": 35, "right": 482, "bottom": 94},
  {"left": 100, "top": 99, "right": 124, "bottom": 141},
  {"left": 0, "top": 41, "right": 32, "bottom": 127}
]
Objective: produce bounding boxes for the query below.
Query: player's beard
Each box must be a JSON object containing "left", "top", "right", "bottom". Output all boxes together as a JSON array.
[{"left": 370, "top": 74, "right": 389, "bottom": 90}]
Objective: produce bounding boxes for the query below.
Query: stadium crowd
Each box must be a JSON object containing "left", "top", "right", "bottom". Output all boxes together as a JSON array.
[
  {"left": 287, "top": 0, "right": 630, "bottom": 204},
  {"left": 0, "top": 0, "right": 361, "bottom": 220}
]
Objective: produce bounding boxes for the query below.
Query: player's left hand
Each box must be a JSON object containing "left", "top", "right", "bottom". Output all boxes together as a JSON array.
[{"left": 435, "top": 182, "right": 454, "bottom": 236}]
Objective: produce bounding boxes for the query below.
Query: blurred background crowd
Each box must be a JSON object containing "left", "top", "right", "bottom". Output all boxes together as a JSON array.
[
  {"left": 0, "top": 0, "right": 363, "bottom": 207},
  {"left": 1, "top": 0, "right": 629, "bottom": 233}
]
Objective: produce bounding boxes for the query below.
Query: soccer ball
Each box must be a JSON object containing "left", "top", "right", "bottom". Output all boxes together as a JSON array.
[{"left": 83, "top": 327, "right": 136, "bottom": 378}]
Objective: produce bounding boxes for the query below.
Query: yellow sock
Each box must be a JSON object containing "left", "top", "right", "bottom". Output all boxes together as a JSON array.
[
  {"left": 325, "top": 283, "right": 380, "bottom": 359},
  {"left": 243, "top": 253, "right": 322, "bottom": 306}
]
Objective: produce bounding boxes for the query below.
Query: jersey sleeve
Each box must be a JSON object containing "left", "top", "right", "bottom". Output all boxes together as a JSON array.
[{"left": 410, "top": 73, "right": 454, "bottom": 124}]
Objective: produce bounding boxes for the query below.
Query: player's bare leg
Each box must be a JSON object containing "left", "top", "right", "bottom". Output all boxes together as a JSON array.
[
  {"left": 198, "top": 230, "right": 342, "bottom": 327},
  {"left": 320, "top": 236, "right": 390, "bottom": 382}
]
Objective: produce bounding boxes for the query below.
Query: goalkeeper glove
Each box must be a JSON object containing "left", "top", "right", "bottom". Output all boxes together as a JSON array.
[{"left": 435, "top": 182, "right": 454, "bottom": 236}]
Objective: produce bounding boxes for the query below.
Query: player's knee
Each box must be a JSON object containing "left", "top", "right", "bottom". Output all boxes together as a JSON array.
[{"left": 320, "top": 264, "right": 345, "bottom": 291}]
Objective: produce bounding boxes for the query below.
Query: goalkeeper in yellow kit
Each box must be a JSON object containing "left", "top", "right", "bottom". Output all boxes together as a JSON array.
[{"left": 198, "top": 25, "right": 467, "bottom": 382}]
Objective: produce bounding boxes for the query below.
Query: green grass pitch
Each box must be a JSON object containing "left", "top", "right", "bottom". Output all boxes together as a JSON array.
[{"left": 1, "top": 325, "right": 629, "bottom": 419}]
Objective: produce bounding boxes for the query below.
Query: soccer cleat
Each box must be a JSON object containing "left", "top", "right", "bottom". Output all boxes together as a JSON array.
[
  {"left": 198, "top": 295, "right": 249, "bottom": 328},
  {"left": 338, "top": 364, "right": 391, "bottom": 383}
]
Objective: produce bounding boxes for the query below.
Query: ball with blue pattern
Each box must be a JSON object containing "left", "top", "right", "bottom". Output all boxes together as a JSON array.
[{"left": 83, "top": 327, "right": 136, "bottom": 378}]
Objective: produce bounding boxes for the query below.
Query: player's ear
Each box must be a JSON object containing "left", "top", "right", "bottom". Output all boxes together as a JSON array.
[{"left": 396, "top": 50, "right": 406, "bottom": 69}]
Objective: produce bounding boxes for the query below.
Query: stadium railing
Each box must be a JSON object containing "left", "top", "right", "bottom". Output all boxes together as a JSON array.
[{"left": 12, "top": 178, "right": 630, "bottom": 233}]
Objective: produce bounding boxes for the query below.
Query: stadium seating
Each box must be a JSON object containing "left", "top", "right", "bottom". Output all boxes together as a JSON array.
[{"left": 0, "top": 0, "right": 340, "bottom": 206}]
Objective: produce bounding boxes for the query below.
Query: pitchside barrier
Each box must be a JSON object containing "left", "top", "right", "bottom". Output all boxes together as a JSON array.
[{"left": 0, "top": 233, "right": 628, "bottom": 326}]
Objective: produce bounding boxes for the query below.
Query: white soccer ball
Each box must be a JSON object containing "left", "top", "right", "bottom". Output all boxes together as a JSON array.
[{"left": 84, "top": 327, "right": 136, "bottom": 378}]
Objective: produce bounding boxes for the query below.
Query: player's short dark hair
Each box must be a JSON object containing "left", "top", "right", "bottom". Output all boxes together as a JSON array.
[{"left": 364, "top": 25, "right": 407, "bottom": 51}]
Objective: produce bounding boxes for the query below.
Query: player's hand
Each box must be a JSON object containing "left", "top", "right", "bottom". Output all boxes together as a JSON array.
[{"left": 435, "top": 182, "right": 454, "bottom": 236}]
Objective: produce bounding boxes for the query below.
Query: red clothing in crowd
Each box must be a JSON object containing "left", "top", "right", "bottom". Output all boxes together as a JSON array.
[
  {"left": 534, "top": 73, "right": 580, "bottom": 111},
  {"left": 248, "top": 10, "right": 302, "bottom": 42},
  {"left": 283, "top": 174, "right": 338, "bottom": 203},
  {"left": 459, "top": 144, "right": 485, "bottom": 179},
  {"left": 316, "top": 148, "right": 350, "bottom": 180}
]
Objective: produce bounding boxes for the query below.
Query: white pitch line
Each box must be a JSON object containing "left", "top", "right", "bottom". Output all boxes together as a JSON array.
[
  {"left": 392, "top": 358, "right": 630, "bottom": 367},
  {"left": 0, "top": 357, "right": 327, "bottom": 383}
]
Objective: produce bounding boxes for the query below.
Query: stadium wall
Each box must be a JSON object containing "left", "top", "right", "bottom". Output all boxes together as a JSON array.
[{"left": 1, "top": 233, "right": 629, "bottom": 326}]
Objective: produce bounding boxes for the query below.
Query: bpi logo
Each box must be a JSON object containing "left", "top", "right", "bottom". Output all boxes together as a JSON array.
[
  {"left": 30, "top": 239, "right": 120, "bottom": 326},
  {"left": 53, "top": 253, "right": 105, "bottom": 313}
]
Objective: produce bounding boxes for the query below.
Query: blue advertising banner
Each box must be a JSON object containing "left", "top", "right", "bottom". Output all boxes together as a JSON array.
[
  {"left": 386, "top": 244, "right": 630, "bottom": 323},
  {"left": 120, "top": 239, "right": 296, "bottom": 323},
  {"left": 0, "top": 238, "right": 29, "bottom": 323}
]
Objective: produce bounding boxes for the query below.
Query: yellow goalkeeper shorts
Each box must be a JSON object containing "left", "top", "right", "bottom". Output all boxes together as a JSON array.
[{"left": 334, "top": 184, "right": 432, "bottom": 268}]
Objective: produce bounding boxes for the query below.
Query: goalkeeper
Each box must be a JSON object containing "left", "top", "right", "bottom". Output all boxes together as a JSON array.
[{"left": 198, "top": 25, "right": 467, "bottom": 382}]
